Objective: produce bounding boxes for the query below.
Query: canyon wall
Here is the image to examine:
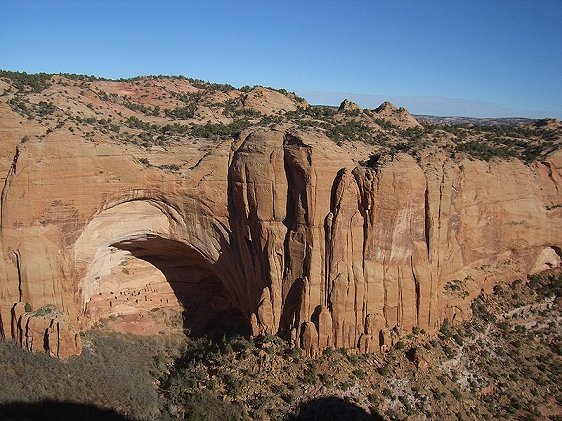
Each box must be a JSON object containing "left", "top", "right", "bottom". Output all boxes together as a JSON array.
[{"left": 1, "top": 123, "right": 561, "bottom": 357}]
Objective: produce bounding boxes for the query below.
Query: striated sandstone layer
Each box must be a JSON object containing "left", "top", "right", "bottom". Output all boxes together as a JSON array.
[{"left": 1, "top": 116, "right": 561, "bottom": 357}]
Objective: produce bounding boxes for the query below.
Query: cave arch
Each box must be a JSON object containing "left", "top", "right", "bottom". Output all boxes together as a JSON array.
[{"left": 73, "top": 199, "right": 248, "bottom": 338}]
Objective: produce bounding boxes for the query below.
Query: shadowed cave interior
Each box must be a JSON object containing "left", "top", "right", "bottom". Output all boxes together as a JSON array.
[{"left": 109, "top": 234, "right": 249, "bottom": 339}]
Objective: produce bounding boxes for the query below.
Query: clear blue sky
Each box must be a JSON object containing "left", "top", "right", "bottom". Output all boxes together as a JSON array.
[{"left": 1, "top": 1, "right": 561, "bottom": 118}]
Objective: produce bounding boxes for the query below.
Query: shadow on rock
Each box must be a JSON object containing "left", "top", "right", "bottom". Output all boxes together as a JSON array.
[
  {"left": 0, "top": 401, "right": 131, "bottom": 421},
  {"left": 288, "top": 396, "right": 384, "bottom": 421}
]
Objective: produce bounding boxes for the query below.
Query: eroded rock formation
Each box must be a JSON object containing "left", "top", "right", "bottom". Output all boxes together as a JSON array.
[
  {"left": 373, "top": 101, "right": 422, "bottom": 128},
  {"left": 1, "top": 120, "right": 561, "bottom": 358}
]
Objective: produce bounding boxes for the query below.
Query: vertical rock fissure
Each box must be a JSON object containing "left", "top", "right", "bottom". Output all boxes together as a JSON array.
[
  {"left": 540, "top": 162, "right": 559, "bottom": 195},
  {"left": 360, "top": 173, "right": 371, "bottom": 319},
  {"left": 1, "top": 146, "right": 20, "bottom": 228},
  {"left": 280, "top": 137, "right": 308, "bottom": 338},
  {"left": 303, "top": 147, "right": 314, "bottom": 283},
  {"left": 323, "top": 213, "right": 332, "bottom": 308},
  {"left": 411, "top": 257, "right": 420, "bottom": 326},
  {"left": 281, "top": 136, "right": 314, "bottom": 282},
  {"left": 12, "top": 250, "right": 23, "bottom": 302},
  {"left": 282, "top": 149, "right": 296, "bottom": 283},
  {"left": 436, "top": 168, "right": 446, "bottom": 275},
  {"left": 325, "top": 169, "right": 347, "bottom": 308},
  {"left": 424, "top": 184, "right": 431, "bottom": 259},
  {"left": 271, "top": 151, "right": 277, "bottom": 220},
  {"left": 227, "top": 158, "right": 262, "bottom": 314}
]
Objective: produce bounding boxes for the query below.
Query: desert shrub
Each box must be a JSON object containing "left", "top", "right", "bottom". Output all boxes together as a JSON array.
[
  {"left": 442, "top": 344, "right": 456, "bottom": 359},
  {"left": 453, "top": 333, "right": 464, "bottom": 346},
  {"left": 32, "top": 304, "right": 59, "bottom": 317},
  {"left": 326, "top": 121, "right": 373, "bottom": 143},
  {"left": 223, "top": 373, "right": 246, "bottom": 397},
  {"left": 165, "top": 104, "right": 196, "bottom": 120},
  {"left": 307, "top": 105, "right": 337, "bottom": 118},
  {"left": 0, "top": 70, "right": 51, "bottom": 92},
  {"left": 456, "top": 140, "right": 518, "bottom": 161},
  {"left": 126, "top": 116, "right": 152, "bottom": 130},
  {"left": 158, "top": 164, "right": 180, "bottom": 172},
  {"left": 189, "top": 119, "right": 251, "bottom": 139},
  {"left": 471, "top": 297, "right": 496, "bottom": 322},
  {"left": 378, "top": 365, "right": 390, "bottom": 376},
  {"left": 528, "top": 273, "right": 562, "bottom": 299},
  {"left": 302, "top": 366, "right": 317, "bottom": 385},
  {"left": 181, "top": 389, "right": 247, "bottom": 421},
  {"left": 440, "top": 319, "right": 453, "bottom": 338},
  {"left": 123, "top": 100, "right": 153, "bottom": 115},
  {"left": 34, "top": 101, "right": 57, "bottom": 116}
]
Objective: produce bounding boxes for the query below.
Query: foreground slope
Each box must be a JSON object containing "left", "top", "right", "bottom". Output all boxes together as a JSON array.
[{"left": 1, "top": 271, "right": 560, "bottom": 420}]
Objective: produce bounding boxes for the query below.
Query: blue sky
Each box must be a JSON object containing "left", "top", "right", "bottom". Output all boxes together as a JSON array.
[{"left": 1, "top": 1, "right": 561, "bottom": 118}]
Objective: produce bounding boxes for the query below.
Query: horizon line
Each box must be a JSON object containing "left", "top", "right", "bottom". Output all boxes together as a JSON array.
[{"left": 1, "top": 68, "right": 559, "bottom": 121}]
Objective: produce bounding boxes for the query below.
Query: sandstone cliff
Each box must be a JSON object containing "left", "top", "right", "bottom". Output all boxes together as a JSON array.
[{"left": 0, "top": 73, "right": 560, "bottom": 358}]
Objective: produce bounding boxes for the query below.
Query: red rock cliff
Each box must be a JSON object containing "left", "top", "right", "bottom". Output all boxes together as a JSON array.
[{"left": 1, "top": 119, "right": 561, "bottom": 357}]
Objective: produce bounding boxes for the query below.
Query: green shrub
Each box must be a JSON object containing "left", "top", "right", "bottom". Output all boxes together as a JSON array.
[
  {"left": 33, "top": 304, "right": 59, "bottom": 317},
  {"left": 378, "top": 365, "right": 390, "bottom": 376},
  {"left": 440, "top": 319, "right": 453, "bottom": 338},
  {"left": 302, "top": 366, "right": 317, "bottom": 385},
  {"left": 0, "top": 70, "right": 51, "bottom": 92},
  {"left": 165, "top": 105, "right": 196, "bottom": 120}
]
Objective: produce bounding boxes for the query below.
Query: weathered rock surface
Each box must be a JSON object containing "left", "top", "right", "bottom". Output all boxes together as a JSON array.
[
  {"left": 338, "top": 99, "right": 362, "bottom": 113},
  {"left": 0, "top": 79, "right": 561, "bottom": 358},
  {"left": 373, "top": 101, "right": 422, "bottom": 128},
  {"left": 242, "top": 87, "right": 307, "bottom": 115}
]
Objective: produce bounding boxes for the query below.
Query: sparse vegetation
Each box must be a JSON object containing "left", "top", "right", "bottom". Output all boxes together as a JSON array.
[
  {"left": 164, "top": 104, "right": 196, "bottom": 119},
  {"left": 1, "top": 272, "right": 561, "bottom": 420},
  {"left": 0, "top": 331, "right": 183, "bottom": 420},
  {"left": 1, "top": 70, "right": 558, "bottom": 165},
  {"left": 0, "top": 70, "right": 52, "bottom": 92}
]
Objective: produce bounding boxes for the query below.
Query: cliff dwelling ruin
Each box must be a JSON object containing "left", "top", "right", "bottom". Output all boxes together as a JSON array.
[{"left": 74, "top": 200, "right": 247, "bottom": 338}]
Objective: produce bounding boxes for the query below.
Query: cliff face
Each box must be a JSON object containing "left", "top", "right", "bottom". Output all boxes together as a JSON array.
[
  {"left": 1, "top": 117, "right": 561, "bottom": 357},
  {"left": 228, "top": 129, "right": 562, "bottom": 355}
]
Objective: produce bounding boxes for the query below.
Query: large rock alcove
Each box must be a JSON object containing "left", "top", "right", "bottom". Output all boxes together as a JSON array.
[{"left": 74, "top": 199, "right": 247, "bottom": 338}]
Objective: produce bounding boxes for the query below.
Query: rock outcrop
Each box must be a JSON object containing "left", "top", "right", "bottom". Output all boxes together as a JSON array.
[
  {"left": 0, "top": 76, "right": 561, "bottom": 358},
  {"left": 372, "top": 101, "right": 422, "bottom": 128},
  {"left": 242, "top": 87, "right": 307, "bottom": 115},
  {"left": 338, "top": 99, "right": 362, "bottom": 113},
  {"left": 535, "top": 118, "right": 562, "bottom": 130},
  {"left": 13, "top": 304, "right": 82, "bottom": 359}
]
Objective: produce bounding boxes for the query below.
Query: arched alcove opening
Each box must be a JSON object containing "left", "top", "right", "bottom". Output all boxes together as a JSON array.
[
  {"left": 74, "top": 199, "right": 248, "bottom": 339},
  {"left": 110, "top": 234, "right": 248, "bottom": 338}
]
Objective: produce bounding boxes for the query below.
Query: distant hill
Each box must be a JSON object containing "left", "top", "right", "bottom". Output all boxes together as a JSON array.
[{"left": 414, "top": 114, "right": 536, "bottom": 126}]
